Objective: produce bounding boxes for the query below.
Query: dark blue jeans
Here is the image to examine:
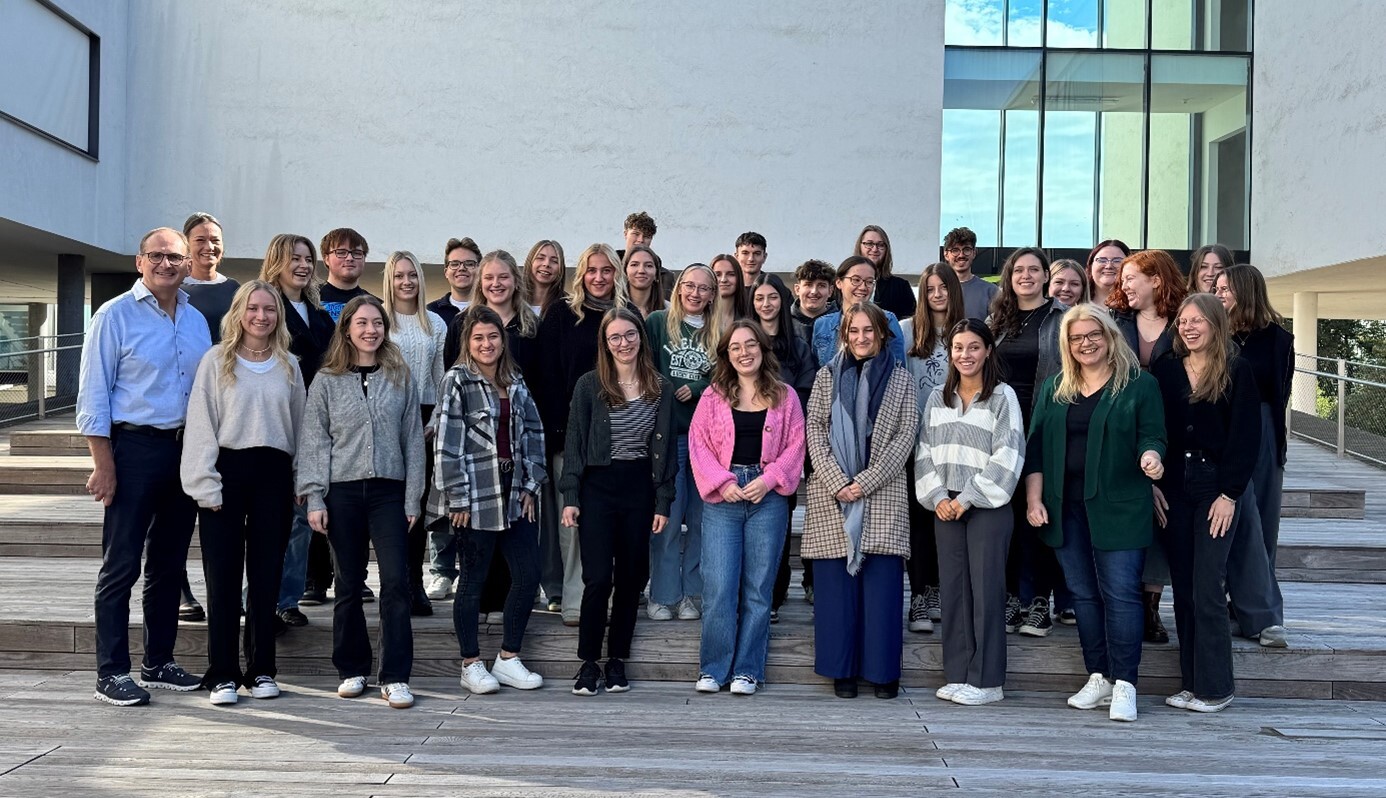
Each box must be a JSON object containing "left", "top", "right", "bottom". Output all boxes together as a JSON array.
[
  {"left": 451, "top": 497, "right": 541, "bottom": 658},
  {"left": 325, "top": 478, "right": 413, "bottom": 683},
  {"left": 1161, "top": 456, "right": 1237, "bottom": 700},
  {"left": 94, "top": 428, "right": 197, "bottom": 678},
  {"left": 1053, "top": 501, "right": 1146, "bottom": 685}
]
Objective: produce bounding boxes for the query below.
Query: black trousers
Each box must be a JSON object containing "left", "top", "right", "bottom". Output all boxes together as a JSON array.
[
  {"left": 198, "top": 447, "right": 293, "bottom": 687},
  {"left": 406, "top": 405, "right": 434, "bottom": 591},
  {"left": 578, "top": 460, "right": 653, "bottom": 662},
  {"left": 326, "top": 478, "right": 413, "bottom": 683},
  {"left": 93, "top": 427, "right": 197, "bottom": 678}
]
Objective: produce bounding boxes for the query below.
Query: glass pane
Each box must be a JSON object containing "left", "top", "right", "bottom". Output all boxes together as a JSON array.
[
  {"left": 1047, "top": 0, "right": 1099, "bottom": 47},
  {"left": 1148, "top": 55, "right": 1250, "bottom": 249},
  {"left": 1002, "top": 110, "right": 1040, "bottom": 245},
  {"left": 942, "top": 50, "right": 1044, "bottom": 246},
  {"left": 945, "top": 0, "right": 1004, "bottom": 46},
  {"left": 1008, "top": 0, "right": 1043, "bottom": 47},
  {"left": 1152, "top": 0, "right": 1252, "bottom": 51},
  {"left": 1102, "top": 0, "right": 1147, "bottom": 48},
  {"left": 1042, "top": 53, "right": 1146, "bottom": 248}
]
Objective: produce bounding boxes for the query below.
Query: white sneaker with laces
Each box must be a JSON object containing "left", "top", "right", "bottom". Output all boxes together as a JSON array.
[
  {"left": 381, "top": 682, "right": 414, "bottom": 708},
  {"left": 676, "top": 597, "right": 701, "bottom": 620},
  {"left": 1067, "top": 673, "right": 1113, "bottom": 709},
  {"left": 425, "top": 574, "right": 454, "bottom": 600},
  {"left": 1109, "top": 680, "right": 1137, "bottom": 722},
  {"left": 250, "top": 676, "right": 280, "bottom": 699},
  {"left": 459, "top": 661, "right": 500, "bottom": 694},
  {"left": 935, "top": 683, "right": 966, "bottom": 701},
  {"left": 647, "top": 603, "right": 674, "bottom": 621},
  {"left": 730, "top": 676, "right": 757, "bottom": 696},
  {"left": 695, "top": 674, "right": 720, "bottom": 693},
  {"left": 950, "top": 684, "right": 1004, "bottom": 706},
  {"left": 1165, "top": 689, "right": 1194, "bottom": 709},
  {"left": 492, "top": 655, "right": 543, "bottom": 690},
  {"left": 209, "top": 681, "right": 239, "bottom": 705},
  {"left": 908, "top": 594, "right": 934, "bottom": 633},
  {"left": 338, "top": 676, "right": 367, "bottom": 698}
]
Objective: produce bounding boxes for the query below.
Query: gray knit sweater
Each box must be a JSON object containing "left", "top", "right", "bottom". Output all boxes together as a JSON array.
[{"left": 296, "top": 366, "right": 426, "bottom": 517}]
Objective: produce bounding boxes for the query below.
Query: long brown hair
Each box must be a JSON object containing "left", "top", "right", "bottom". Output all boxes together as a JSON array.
[
  {"left": 595, "top": 307, "right": 661, "bottom": 407},
  {"left": 1173, "top": 293, "right": 1233, "bottom": 403},
  {"left": 1220, "top": 263, "right": 1284, "bottom": 333},
  {"left": 989, "top": 246, "right": 1051, "bottom": 336},
  {"left": 1188, "top": 244, "right": 1234, "bottom": 293},
  {"left": 853, "top": 224, "right": 895, "bottom": 280},
  {"left": 710, "top": 253, "right": 750, "bottom": 321},
  {"left": 710, "top": 320, "right": 785, "bottom": 409},
  {"left": 454, "top": 305, "right": 518, "bottom": 390},
  {"left": 624, "top": 245, "right": 667, "bottom": 316},
  {"left": 218, "top": 280, "right": 296, "bottom": 385},
  {"left": 320, "top": 296, "right": 407, "bottom": 385},
  {"left": 259, "top": 233, "right": 320, "bottom": 306},
  {"left": 909, "top": 262, "right": 964, "bottom": 358}
]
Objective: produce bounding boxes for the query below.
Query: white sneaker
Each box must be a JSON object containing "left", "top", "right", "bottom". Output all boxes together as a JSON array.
[
  {"left": 209, "top": 681, "right": 238, "bottom": 705},
  {"left": 1258, "top": 625, "right": 1288, "bottom": 648},
  {"left": 485, "top": 611, "right": 505, "bottom": 625},
  {"left": 492, "top": 655, "right": 543, "bottom": 690},
  {"left": 459, "top": 661, "right": 500, "bottom": 695},
  {"left": 935, "top": 683, "right": 966, "bottom": 701},
  {"left": 249, "top": 676, "right": 280, "bottom": 699},
  {"left": 337, "top": 676, "right": 367, "bottom": 698},
  {"left": 381, "top": 682, "right": 414, "bottom": 708},
  {"left": 695, "top": 674, "right": 720, "bottom": 693},
  {"left": 676, "top": 597, "right": 701, "bottom": 620},
  {"left": 908, "top": 594, "right": 934, "bottom": 633},
  {"left": 951, "top": 684, "right": 1004, "bottom": 706},
  {"left": 1067, "top": 673, "right": 1113, "bottom": 709},
  {"left": 425, "top": 574, "right": 454, "bottom": 600},
  {"left": 647, "top": 603, "right": 674, "bottom": 621},
  {"left": 730, "top": 676, "right": 758, "bottom": 696},
  {"left": 1165, "top": 689, "right": 1194, "bottom": 709},
  {"left": 1186, "top": 694, "right": 1233, "bottom": 713},
  {"left": 1109, "top": 680, "right": 1137, "bottom": 722}
]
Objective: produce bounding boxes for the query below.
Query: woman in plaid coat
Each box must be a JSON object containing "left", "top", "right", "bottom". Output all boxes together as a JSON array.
[{"left": 803, "top": 302, "right": 918, "bottom": 699}]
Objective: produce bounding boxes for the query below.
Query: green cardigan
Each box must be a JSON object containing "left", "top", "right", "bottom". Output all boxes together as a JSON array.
[{"left": 1025, "top": 369, "right": 1167, "bottom": 551}]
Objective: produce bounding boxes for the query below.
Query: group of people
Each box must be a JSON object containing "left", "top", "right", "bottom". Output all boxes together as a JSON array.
[{"left": 76, "top": 211, "right": 1292, "bottom": 722}]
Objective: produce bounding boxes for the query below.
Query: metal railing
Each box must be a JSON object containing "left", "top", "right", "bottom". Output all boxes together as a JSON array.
[
  {"left": 1290, "top": 355, "right": 1386, "bottom": 467},
  {"left": 0, "top": 335, "right": 84, "bottom": 427}
]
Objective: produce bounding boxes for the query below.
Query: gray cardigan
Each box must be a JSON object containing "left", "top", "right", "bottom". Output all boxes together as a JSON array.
[
  {"left": 296, "top": 367, "right": 426, "bottom": 517},
  {"left": 559, "top": 371, "right": 677, "bottom": 516}
]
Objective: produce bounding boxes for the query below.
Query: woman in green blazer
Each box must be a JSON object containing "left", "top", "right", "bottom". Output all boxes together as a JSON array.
[{"left": 1023, "top": 303, "right": 1166, "bottom": 723}]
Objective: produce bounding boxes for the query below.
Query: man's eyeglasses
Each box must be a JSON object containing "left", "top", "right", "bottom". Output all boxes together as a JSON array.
[
  {"left": 446, "top": 259, "right": 480, "bottom": 272},
  {"left": 329, "top": 248, "right": 366, "bottom": 261},
  {"left": 141, "top": 251, "right": 187, "bottom": 266},
  {"left": 945, "top": 246, "right": 976, "bottom": 256}
]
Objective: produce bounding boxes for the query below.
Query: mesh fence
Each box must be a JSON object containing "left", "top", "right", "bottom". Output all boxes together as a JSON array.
[
  {"left": 0, "top": 335, "right": 82, "bottom": 427},
  {"left": 1290, "top": 354, "right": 1386, "bottom": 467}
]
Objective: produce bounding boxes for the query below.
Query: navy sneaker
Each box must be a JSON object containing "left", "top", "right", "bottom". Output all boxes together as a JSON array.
[
  {"left": 604, "top": 658, "right": 630, "bottom": 693},
  {"left": 572, "top": 661, "right": 601, "bottom": 696},
  {"left": 138, "top": 661, "right": 201, "bottom": 692},
  {"left": 95, "top": 674, "right": 151, "bottom": 706}
]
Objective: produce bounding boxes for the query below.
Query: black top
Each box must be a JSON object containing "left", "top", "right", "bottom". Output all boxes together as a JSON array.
[
  {"left": 426, "top": 294, "right": 466, "bottom": 329},
  {"left": 1233, "top": 323, "right": 1295, "bottom": 466},
  {"left": 443, "top": 308, "right": 536, "bottom": 378},
  {"left": 1151, "top": 353, "right": 1261, "bottom": 499},
  {"left": 280, "top": 290, "right": 335, "bottom": 387},
  {"left": 319, "top": 284, "right": 373, "bottom": 323},
  {"left": 790, "top": 299, "right": 837, "bottom": 366},
  {"left": 769, "top": 329, "right": 816, "bottom": 412},
  {"left": 183, "top": 279, "right": 240, "bottom": 344},
  {"left": 348, "top": 363, "right": 380, "bottom": 398},
  {"left": 731, "top": 408, "right": 768, "bottom": 465},
  {"left": 873, "top": 275, "right": 917, "bottom": 320},
  {"left": 996, "top": 307, "right": 1044, "bottom": 423},
  {"left": 1063, "top": 385, "right": 1107, "bottom": 503},
  {"left": 533, "top": 301, "right": 608, "bottom": 456}
]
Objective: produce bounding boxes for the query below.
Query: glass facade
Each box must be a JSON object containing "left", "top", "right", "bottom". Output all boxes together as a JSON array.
[{"left": 941, "top": 0, "right": 1252, "bottom": 254}]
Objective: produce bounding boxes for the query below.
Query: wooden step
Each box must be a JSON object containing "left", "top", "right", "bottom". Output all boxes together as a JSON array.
[
  {"left": 0, "top": 456, "right": 92, "bottom": 494},
  {"left": 1281, "top": 488, "right": 1366, "bottom": 519},
  {"left": 7, "top": 429, "right": 89, "bottom": 457}
]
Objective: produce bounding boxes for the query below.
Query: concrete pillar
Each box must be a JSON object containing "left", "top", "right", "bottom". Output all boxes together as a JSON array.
[
  {"left": 26, "top": 304, "right": 48, "bottom": 403},
  {"left": 56, "top": 254, "right": 85, "bottom": 397},
  {"left": 1291, "top": 291, "right": 1319, "bottom": 416}
]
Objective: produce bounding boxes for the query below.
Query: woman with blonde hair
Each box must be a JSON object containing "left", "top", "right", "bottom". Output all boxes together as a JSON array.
[
  {"left": 298, "top": 296, "right": 425, "bottom": 709},
  {"left": 534, "top": 243, "right": 632, "bottom": 626},
  {"left": 1151, "top": 293, "right": 1261, "bottom": 713},
  {"left": 1024, "top": 303, "right": 1166, "bottom": 721},
  {"left": 181, "top": 280, "right": 306, "bottom": 705},
  {"left": 1048, "top": 259, "right": 1091, "bottom": 307},
  {"left": 383, "top": 250, "right": 447, "bottom": 617}
]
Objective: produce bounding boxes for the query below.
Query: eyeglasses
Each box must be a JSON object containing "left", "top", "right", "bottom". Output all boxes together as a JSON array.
[
  {"left": 727, "top": 341, "right": 761, "bottom": 355},
  {"left": 860, "top": 241, "right": 887, "bottom": 251},
  {"left": 844, "top": 276, "right": 877, "bottom": 290},
  {"left": 945, "top": 246, "right": 976, "bottom": 256},
  {"left": 1067, "top": 331, "right": 1105, "bottom": 345},
  {"left": 606, "top": 330, "right": 640, "bottom": 346},
  {"left": 680, "top": 282, "right": 714, "bottom": 295},
  {"left": 1092, "top": 257, "right": 1124, "bottom": 266},
  {"left": 446, "top": 259, "right": 479, "bottom": 271},
  {"left": 1175, "top": 317, "right": 1209, "bottom": 328},
  {"left": 140, "top": 251, "right": 187, "bottom": 266},
  {"left": 329, "top": 248, "right": 366, "bottom": 260}
]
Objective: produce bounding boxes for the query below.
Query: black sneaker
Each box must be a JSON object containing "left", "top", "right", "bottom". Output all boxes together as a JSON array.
[
  {"left": 572, "top": 660, "right": 601, "bottom": 696},
  {"left": 178, "top": 599, "right": 205, "bottom": 622},
  {"left": 1004, "top": 594, "right": 1022, "bottom": 634},
  {"left": 1057, "top": 609, "right": 1077, "bottom": 626},
  {"left": 138, "top": 661, "right": 202, "bottom": 692},
  {"left": 604, "top": 658, "right": 630, "bottom": 693},
  {"left": 770, "top": 608, "right": 780, "bottom": 624},
  {"left": 411, "top": 584, "right": 433, "bottom": 617},
  {"left": 1018, "top": 598, "right": 1053, "bottom": 638},
  {"left": 94, "top": 674, "right": 150, "bottom": 706},
  {"left": 299, "top": 583, "right": 327, "bottom": 606},
  {"left": 278, "top": 607, "right": 309, "bottom": 627}
]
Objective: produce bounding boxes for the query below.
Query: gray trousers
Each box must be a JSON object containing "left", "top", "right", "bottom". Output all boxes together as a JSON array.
[
  {"left": 936, "top": 504, "right": 1013, "bottom": 688},
  {"left": 1226, "top": 404, "right": 1285, "bottom": 634},
  {"left": 538, "top": 451, "right": 566, "bottom": 602}
]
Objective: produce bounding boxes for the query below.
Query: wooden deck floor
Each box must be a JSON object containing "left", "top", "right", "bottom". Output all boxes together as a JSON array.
[{"left": 0, "top": 670, "right": 1383, "bottom": 797}]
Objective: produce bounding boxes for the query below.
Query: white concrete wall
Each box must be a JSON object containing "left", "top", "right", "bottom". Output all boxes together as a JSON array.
[
  {"left": 1252, "top": 0, "right": 1386, "bottom": 278},
  {"left": 0, "top": 0, "right": 128, "bottom": 253},
  {"left": 117, "top": 0, "right": 945, "bottom": 275}
]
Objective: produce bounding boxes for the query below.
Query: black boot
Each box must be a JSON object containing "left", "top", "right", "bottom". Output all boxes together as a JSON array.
[
  {"left": 1143, "top": 590, "right": 1169, "bottom": 643},
  {"left": 833, "top": 678, "right": 858, "bottom": 699}
]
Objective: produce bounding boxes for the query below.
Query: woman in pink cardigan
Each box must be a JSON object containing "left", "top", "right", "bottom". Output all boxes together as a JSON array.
[{"left": 689, "top": 320, "right": 806, "bottom": 696}]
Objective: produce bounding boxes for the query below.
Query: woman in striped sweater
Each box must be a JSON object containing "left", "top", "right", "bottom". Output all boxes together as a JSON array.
[{"left": 914, "top": 318, "right": 1025, "bottom": 706}]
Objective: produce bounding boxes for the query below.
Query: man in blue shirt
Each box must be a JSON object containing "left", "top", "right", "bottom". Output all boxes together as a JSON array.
[{"left": 77, "top": 227, "right": 213, "bottom": 706}]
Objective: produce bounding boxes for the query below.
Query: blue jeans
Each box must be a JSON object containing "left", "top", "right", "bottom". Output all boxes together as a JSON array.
[
  {"left": 649, "top": 434, "right": 703, "bottom": 606},
  {"left": 699, "top": 466, "right": 787, "bottom": 684},
  {"left": 1053, "top": 501, "right": 1146, "bottom": 685},
  {"left": 277, "top": 502, "right": 313, "bottom": 611}
]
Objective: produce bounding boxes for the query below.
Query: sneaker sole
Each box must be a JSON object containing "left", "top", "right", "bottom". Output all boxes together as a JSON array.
[
  {"left": 384, "top": 698, "right": 414, "bottom": 709},
  {"left": 731, "top": 688, "right": 756, "bottom": 696},
  {"left": 338, "top": 685, "right": 367, "bottom": 698},
  {"left": 1018, "top": 626, "right": 1052, "bottom": 638},
  {"left": 250, "top": 689, "right": 280, "bottom": 699},
  {"left": 1110, "top": 709, "right": 1137, "bottom": 722},
  {"left": 908, "top": 621, "right": 934, "bottom": 633},
  {"left": 604, "top": 684, "right": 630, "bottom": 693},
  {"left": 695, "top": 684, "right": 720, "bottom": 693},
  {"left": 572, "top": 686, "right": 598, "bottom": 696},
  {"left": 462, "top": 681, "right": 501, "bottom": 695},
  {"left": 137, "top": 680, "right": 201, "bottom": 692},
  {"left": 1186, "top": 698, "right": 1233, "bottom": 713},
  {"left": 1067, "top": 696, "right": 1113, "bottom": 709},
  {"left": 952, "top": 693, "right": 1004, "bottom": 706},
  {"left": 210, "top": 694, "right": 239, "bottom": 706},
  {"left": 93, "top": 691, "right": 148, "bottom": 707},
  {"left": 494, "top": 677, "right": 542, "bottom": 690}
]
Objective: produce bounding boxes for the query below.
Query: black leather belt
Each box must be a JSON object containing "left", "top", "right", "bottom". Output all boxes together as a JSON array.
[{"left": 114, "top": 423, "right": 184, "bottom": 440}]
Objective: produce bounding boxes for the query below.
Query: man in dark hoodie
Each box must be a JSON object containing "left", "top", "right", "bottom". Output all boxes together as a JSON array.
[{"left": 789, "top": 259, "right": 838, "bottom": 367}]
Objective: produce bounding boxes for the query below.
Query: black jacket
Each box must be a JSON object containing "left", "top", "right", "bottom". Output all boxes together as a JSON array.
[
  {"left": 281, "top": 290, "right": 335, "bottom": 387},
  {"left": 559, "top": 371, "right": 677, "bottom": 516}
]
